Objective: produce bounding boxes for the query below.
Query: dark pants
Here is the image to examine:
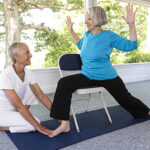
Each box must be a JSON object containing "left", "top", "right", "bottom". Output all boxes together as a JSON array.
[{"left": 50, "top": 74, "right": 149, "bottom": 120}]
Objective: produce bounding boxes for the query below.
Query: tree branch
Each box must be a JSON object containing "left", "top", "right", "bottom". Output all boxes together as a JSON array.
[
  {"left": 21, "top": 24, "right": 51, "bottom": 36},
  {"left": 18, "top": 0, "right": 83, "bottom": 13},
  {"left": 21, "top": 24, "right": 60, "bottom": 44},
  {"left": 19, "top": 6, "right": 43, "bottom": 13}
]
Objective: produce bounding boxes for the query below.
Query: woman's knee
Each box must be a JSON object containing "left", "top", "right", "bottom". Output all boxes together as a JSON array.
[
  {"left": 57, "top": 75, "right": 83, "bottom": 92},
  {"left": 9, "top": 116, "right": 40, "bottom": 133},
  {"left": 58, "top": 77, "right": 72, "bottom": 88},
  {"left": 19, "top": 116, "right": 40, "bottom": 132}
]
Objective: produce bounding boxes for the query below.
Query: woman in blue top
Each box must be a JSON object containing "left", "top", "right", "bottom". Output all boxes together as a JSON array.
[{"left": 49, "top": 4, "right": 150, "bottom": 137}]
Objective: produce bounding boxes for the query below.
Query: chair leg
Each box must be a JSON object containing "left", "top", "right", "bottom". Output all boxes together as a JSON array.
[
  {"left": 100, "top": 92, "right": 112, "bottom": 124},
  {"left": 71, "top": 105, "right": 80, "bottom": 132},
  {"left": 85, "top": 93, "right": 91, "bottom": 112}
]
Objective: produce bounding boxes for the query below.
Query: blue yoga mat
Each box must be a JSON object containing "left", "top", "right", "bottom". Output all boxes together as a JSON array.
[{"left": 6, "top": 105, "right": 150, "bottom": 150}]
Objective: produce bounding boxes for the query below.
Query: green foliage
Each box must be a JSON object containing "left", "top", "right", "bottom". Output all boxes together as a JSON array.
[
  {"left": 34, "top": 27, "right": 80, "bottom": 67},
  {"left": 26, "top": 0, "right": 150, "bottom": 67},
  {"left": 66, "top": 0, "right": 83, "bottom": 9},
  {"left": 18, "top": 3, "right": 30, "bottom": 11},
  {"left": 32, "top": 0, "right": 84, "bottom": 68},
  {"left": 0, "top": 0, "right": 149, "bottom": 68},
  {"left": 124, "top": 52, "right": 150, "bottom": 63},
  {"left": 34, "top": 0, "right": 149, "bottom": 67},
  {"left": 97, "top": 0, "right": 149, "bottom": 64},
  {"left": 0, "top": 11, "right": 4, "bottom": 44}
]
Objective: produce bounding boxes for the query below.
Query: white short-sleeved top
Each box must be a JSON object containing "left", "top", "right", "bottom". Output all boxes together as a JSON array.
[{"left": 0, "top": 66, "right": 37, "bottom": 111}]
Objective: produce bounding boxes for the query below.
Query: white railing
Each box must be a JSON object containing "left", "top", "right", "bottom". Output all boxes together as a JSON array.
[
  {"left": 1, "top": 63, "right": 150, "bottom": 93},
  {"left": 30, "top": 63, "right": 150, "bottom": 93}
]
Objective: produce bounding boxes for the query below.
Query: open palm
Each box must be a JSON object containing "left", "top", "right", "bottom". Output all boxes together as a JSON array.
[
  {"left": 66, "top": 16, "right": 74, "bottom": 31},
  {"left": 122, "top": 4, "right": 137, "bottom": 25}
]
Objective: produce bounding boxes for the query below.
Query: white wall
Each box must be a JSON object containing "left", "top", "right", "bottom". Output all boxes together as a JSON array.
[
  {"left": 31, "top": 63, "right": 150, "bottom": 94},
  {"left": 0, "top": 63, "right": 149, "bottom": 93},
  {"left": 31, "top": 68, "right": 60, "bottom": 94}
]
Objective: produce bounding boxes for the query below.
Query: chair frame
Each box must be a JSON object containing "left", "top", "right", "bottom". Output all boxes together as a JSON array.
[{"left": 58, "top": 54, "right": 112, "bottom": 132}]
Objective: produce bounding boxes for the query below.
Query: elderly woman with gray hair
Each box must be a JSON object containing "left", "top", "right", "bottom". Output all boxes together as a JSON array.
[
  {"left": 49, "top": 4, "right": 150, "bottom": 137},
  {"left": 0, "top": 42, "right": 52, "bottom": 136}
]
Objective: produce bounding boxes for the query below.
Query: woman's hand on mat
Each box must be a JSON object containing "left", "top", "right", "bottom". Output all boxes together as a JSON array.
[{"left": 36, "top": 125, "right": 52, "bottom": 135}]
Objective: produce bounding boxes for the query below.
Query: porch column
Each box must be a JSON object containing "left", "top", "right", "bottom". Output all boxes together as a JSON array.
[{"left": 84, "top": 0, "right": 97, "bottom": 13}]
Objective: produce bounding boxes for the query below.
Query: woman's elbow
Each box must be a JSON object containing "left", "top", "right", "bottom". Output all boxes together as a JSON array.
[
  {"left": 131, "top": 40, "right": 138, "bottom": 50},
  {"left": 16, "top": 104, "right": 26, "bottom": 112},
  {"left": 126, "top": 43, "right": 138, "bottom": 52},
  {"left": 133, "top": 43, "right": 138, "bottom": 50}
]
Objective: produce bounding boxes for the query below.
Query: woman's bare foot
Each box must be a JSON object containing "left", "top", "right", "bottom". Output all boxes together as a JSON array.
[
  {"left": 0, "top": 127, "right": 9, "bottom": 131},
  {"left": 49, "top": 120, "right": 70, "bottom": 138},
  {"left": 57, "top": 120, "right": 70, "bottom": 124}
]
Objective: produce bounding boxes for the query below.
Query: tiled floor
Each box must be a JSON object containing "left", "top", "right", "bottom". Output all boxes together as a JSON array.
[{"left": 1, "top": 80, "right": 150, "bottom": 150}]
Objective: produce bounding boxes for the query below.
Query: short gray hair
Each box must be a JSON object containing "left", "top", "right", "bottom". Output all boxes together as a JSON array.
[
  {"left": 8, "top": 42, "right": 27, "bottom": 63},
  {"left": 88, "top": 6, "right": 108, "bottom": 27}
]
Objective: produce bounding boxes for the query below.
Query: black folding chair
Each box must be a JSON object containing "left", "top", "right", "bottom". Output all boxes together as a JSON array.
[{"left": 58, "top": 54, "right": 112, "bottom": 132}]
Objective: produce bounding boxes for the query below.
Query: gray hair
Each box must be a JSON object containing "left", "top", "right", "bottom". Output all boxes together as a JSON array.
[
  {"left": 8, "top": 42, "right": 27, "bottom": 63},
  {"left": 88, "top": 6, "right": 108, "bottom": 27}
]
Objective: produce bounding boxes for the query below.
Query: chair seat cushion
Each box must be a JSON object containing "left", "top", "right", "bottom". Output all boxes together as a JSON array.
[{"left": 75, "top": 86, "right": 106, "bottom": 94}]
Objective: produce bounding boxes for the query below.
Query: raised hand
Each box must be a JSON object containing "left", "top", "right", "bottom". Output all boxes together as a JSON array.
[
  {"left": 122, "top": 3, "right": 137, "bottom": 26},
  {"left": 66, "top": 16, "right": 74, "bottom": 31},
  {"left": 65, "top": 16, "right": 81, "bottom": 43}
]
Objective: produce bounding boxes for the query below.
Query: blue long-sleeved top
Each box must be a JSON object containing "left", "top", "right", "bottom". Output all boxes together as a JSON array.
[{"left": 76, "top": 30, "right": 138, "bottom": 80}]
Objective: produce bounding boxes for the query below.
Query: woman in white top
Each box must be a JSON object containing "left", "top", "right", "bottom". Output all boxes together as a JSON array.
[{"left": 0, "top": 42, "right": 52, "bottom": 136}]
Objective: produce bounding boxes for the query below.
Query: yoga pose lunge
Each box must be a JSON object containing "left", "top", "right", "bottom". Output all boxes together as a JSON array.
[{"left": 49, "top": 4, "right": 150, "bottom": 137}]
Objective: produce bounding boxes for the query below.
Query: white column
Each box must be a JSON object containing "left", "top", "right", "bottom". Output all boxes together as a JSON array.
[
  {"left": 84, "top": 0, "right": 87, "bottom": 15},
  {"left": 146, "top": 8, "right": 150, "bottom": 52},
  {"left": 84, "top": 0, "right": 97, "bottom": 31},
  {"left": 84, "top": 0, "right": 97, "bottom": 13},
  {"left": 88, "top": 0, "right": 97, "bottom": 8}
]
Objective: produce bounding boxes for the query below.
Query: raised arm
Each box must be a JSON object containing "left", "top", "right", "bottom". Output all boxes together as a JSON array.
[
  {"left": 4, "top": 89, "right": 52, "bottom": 135},
  {"left": 66, "top": 16, "right": 81, "bottom": 44},
  {"left": 30, "top": 83, "right": 52, "bottom": 110},
  {"left": 122, "top": 3, "right": 137, "bottom": 41}
]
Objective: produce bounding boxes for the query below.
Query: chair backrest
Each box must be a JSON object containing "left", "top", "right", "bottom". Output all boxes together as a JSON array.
[
  {"left": 59, "top": 54, "right": 82, "bottom": 70},
  {"left": 59, "top": 54, "right": 82, "bottom": 77}
]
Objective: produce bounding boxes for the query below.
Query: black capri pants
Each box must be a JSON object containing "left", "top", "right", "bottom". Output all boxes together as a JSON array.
[{"left": 50, "top": 74, "right": 149, "bottom": 120}]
